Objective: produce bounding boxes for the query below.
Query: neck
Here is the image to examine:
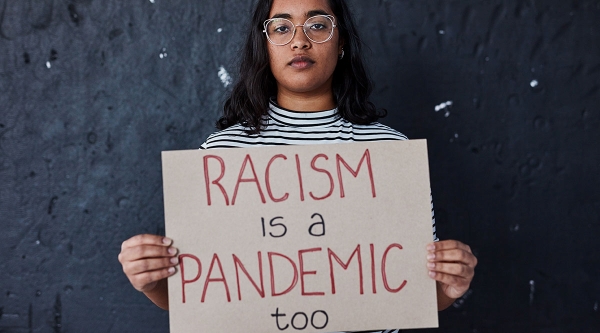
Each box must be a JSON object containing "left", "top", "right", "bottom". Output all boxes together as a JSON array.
[{"left": 276, "top": 87, "right": 336, "bottom": 112}]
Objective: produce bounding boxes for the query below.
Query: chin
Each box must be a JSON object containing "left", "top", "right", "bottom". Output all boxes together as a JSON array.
[{"left": 284, "top": 79, "right": 329, "bottom": 94}]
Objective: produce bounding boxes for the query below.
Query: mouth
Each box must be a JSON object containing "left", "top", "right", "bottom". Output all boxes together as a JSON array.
[{"left": 289, "top": 56, "right": 315, "bottom": 69}]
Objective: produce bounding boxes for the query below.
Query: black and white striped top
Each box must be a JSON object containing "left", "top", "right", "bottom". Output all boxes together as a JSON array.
[
  {"left": 201, "top": 101, "right": 438, "bottom": 333},
  {"left": 201, "top": 101, "right": 409, "bottom": 148}
]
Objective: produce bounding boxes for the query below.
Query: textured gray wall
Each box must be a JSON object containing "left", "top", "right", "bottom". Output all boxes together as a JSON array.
[{"left": 1, "top": 0, "right": 599, "bottom": 332}]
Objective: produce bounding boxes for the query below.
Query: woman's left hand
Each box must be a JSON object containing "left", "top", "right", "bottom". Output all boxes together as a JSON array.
[{"left": 427, "top": 240, "right": 477, "bottom": 299}]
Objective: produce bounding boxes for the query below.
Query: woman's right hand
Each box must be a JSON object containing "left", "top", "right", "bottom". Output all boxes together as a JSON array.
[{"left": 118, "top": 234, "right": 179, "bottom": 292}]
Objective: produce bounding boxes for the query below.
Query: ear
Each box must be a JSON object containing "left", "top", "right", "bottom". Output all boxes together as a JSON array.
[{"left": 338, "top": 38, "right": 345, "bottom": 54}]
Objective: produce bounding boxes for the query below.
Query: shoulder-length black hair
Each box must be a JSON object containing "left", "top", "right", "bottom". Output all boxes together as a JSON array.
[{"left": 217, "top": 0, "right": 385, "bottom": 133}]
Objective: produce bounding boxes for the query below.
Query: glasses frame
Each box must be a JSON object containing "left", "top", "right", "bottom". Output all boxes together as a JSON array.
[{"left": 263, "top": 14, "right": 337, "bottom": 46}]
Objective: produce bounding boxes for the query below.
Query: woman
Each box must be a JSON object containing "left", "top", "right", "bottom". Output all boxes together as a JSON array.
[{"left": 118, "top": 0, "right": 478, "bottom": 327}]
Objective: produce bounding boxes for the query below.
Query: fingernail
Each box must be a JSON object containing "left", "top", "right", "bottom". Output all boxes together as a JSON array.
[
  {"left": 163, "top": 237, "right": 172, "bottom": 245},
  {"left": 427, "top": 262, "right": 435, "bottom": 269},
  {"left": 428, "top": 271, "right": 436, "bottom": 278},
  {"left": 427, "top": 253, "right": 435, "bottom": 260},
  {"left": 168, "top": 247, "right": 177, "bottom": 255},
  {"left": 170, "top": 257, "right": 179, "bottom": 264},
  {"left": 427, "top": 244, "right": 435, "bottom": 251},
  {"left": 168, "top": 267, "right": 176, "bottom": 274}
]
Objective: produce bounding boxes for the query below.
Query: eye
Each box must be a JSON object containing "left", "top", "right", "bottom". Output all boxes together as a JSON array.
[
  {"left": 309, "top": 23, "right": 326, "bottom": 30},
  {"left": 273, "top": 25, "right": 290, "bottom": 33}
]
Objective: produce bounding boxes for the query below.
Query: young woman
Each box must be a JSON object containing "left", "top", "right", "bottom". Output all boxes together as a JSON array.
[{"left": 118, "top": 0, "right": 478, "bottom": 328}]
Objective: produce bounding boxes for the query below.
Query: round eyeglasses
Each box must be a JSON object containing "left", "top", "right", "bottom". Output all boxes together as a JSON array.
[{"left": 263, "top": 15, "right": 337, "bottom": 46}]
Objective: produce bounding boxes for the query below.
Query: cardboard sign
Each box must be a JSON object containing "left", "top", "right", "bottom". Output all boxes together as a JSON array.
[{"left": 162, "top": 140, "right": 438, "bottom": 333}]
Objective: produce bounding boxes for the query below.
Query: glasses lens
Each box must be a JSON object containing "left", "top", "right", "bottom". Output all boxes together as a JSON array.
[
  {"left": 266, "top": 19, "right": 294, "bottom": 45},
  {"left": 304, "top": 16, "right": 333, "bottom": 43}
]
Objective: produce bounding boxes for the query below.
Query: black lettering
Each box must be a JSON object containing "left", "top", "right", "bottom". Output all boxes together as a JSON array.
[
  {"left": 311, "top": 310, "right": 329, "bottom": 330},
  {"left": 271, "top": 307, "right": 289, "bottom": 330},
  {"left": 308, "top": 213, "right": 325, "bottom": 237},
  {"left": 291, "top": 312, "right": 308, "bottom": 330},
  {"left": 269, "top": 217, "right": 287, "bottom": 238}
]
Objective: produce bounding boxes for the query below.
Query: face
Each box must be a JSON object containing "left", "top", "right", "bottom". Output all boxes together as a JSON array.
[{"left": 267, "top": 0, "right": 343, "bottom": 95}]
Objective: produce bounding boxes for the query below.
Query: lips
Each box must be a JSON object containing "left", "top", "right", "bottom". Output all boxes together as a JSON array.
[{"left": 289, "top": 55, "right": 315, "bottom": 69}]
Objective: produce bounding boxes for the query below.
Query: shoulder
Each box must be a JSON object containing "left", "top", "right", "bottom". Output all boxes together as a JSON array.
[
  {"left": 200, "top": 124, "right": 257, "bottom": 149},
  {"left": 349, "top": 121, "right": 409, "bottom": 141}
]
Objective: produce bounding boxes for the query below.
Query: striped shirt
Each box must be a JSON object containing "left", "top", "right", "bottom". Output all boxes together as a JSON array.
[
  {"left": 201, "top": 101, "right": 438, "bottom": 333},
  {"left": 201, "top": 102, "right": 409, "bottom": 148}
]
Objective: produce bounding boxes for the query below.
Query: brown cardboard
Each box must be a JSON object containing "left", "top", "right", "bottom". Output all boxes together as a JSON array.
[{"left": 162, "top": 140, "right": 438, "bottom": 333}]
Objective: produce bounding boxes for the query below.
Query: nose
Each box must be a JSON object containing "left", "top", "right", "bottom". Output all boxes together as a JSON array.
[{"left": 290, "top": 25, "right": 311, "bottom": 49}]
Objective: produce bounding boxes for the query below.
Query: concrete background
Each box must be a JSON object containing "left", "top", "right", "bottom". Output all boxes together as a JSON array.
[{"left": 1, "top": 0, "right": 599, "bottom": 332}]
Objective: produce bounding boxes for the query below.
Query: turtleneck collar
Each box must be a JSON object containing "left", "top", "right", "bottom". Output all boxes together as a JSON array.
[{"left": 267, "top": 99, "right": 343, "bottom": 128}]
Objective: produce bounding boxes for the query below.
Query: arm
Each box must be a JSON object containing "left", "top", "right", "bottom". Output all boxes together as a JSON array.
[
  {"left": 143, "top": 278, "right": 170, "bottom": 310},
  {"left": 426, "top": 240, "right": 478, "bottom": 311},
  {"left": 436, "top": 281, "right": 457, "bottom": 311},
  {"left": 118, "top": 234, "right": 179, "bottom": 310}
]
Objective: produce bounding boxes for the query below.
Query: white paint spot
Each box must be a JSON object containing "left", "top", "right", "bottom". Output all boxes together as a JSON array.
[
  {"left": 218, "top": 66, "right": 232, "bottom": 87},
  {"left": 434, "top": 101, "right": 453, "bottom": 112},
  {"left": 2, "top": 314, "right": 19, "bottom": 319},
  {"left": 444, "top": 111, "right": 451, "bottom": 118},
  {"left": 438, "top": 30, "right": 445, "bottom": 35},
  {"left": 159, "top": 47, "right": 167, "bottom": 59},
  {"left": 510, "top": 224, "right": 520, "bottom": 232},
  {"left": 530, "top": 80, "right": 539, "bottom": 88},
  {"left": 35, "top": 240, "right": 40, "bottom": 245},
  {"left": 46, "top": 61, "right": 51, "bottom": 69},
  {"left": 529, "top": 280, "right": 535, "bottom": 305},
  {"left": 217, "top": 28, "right": 223, "bottom": 33},
  {"left": 454, "top": 133, "right": 459, "bottom": 138},
  {"left": 149, "top": 0, "right": 155, "bottom": 3}
]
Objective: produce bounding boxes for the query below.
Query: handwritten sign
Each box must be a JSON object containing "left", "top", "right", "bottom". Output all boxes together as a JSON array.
[{"left": 162, "top": 140, "right": 438, "bottom": 333}]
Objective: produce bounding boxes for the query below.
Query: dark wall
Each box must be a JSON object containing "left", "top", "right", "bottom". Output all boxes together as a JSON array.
[{"left": 1, "top": 0, "right": 598, "bottom": 332}]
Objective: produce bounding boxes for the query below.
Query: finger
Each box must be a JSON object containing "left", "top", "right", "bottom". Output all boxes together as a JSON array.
[
  {"left": 130, "top": 267, "right": 177, "bottom": 292},
  {"left": 428, "top": 271, "right": 470, "bottom": 296},
  {"left": 119, "top": 244, "right": 178, "bottom": 263},
  {"left": 427, "top": 240, "right": 472, "bottom": 253},
  {"left": 121, "top": 234, "right": 172, "bottom": 251},
  {"left": 427, "top": 262, "right": 474, "bottom": 279},
  {"left": 123, "top": 257, "right": 179, "bottom": 276},
  {"left": 427, "top": 249, "right": 477, "bottom": 267}
]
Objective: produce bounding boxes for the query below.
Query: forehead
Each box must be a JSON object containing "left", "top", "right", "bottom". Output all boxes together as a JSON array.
[{"left": 269, "top": 0, "right": 333, "bottom": 18}]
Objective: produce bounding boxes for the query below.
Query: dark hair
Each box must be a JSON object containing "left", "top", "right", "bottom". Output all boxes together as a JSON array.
[{"left": 217, "top": 0, "right": 385, "bottom": 133}]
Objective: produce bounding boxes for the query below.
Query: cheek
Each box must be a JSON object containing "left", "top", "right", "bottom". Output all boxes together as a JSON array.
[{"left": 267, "top": 46, "right": 285, "bottom": 74}]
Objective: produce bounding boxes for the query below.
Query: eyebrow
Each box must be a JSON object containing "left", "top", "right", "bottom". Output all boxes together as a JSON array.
[{"left": 270, "top": 9, "right": 330, "bottom": 20}]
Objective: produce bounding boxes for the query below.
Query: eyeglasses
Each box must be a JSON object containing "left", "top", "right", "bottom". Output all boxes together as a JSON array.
[{"left": 263, "top": 15, "right": 337, "bottom": 46}]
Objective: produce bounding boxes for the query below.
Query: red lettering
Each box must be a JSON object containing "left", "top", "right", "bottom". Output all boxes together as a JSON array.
[
  {"left": 203, "top": 155, "right": 229, "bottom": 206},
  {"left": 327, "top": 245, "right": 364, "bottom": 295},
  {"left": 381, "top": 243, "right": 407, "bottom": 293},
  {"left": 336, "top": 149, "right": 376, "bottom": 198},
  {"left": 309, "top": 154, "right": 335, "bottom": 200},
  {"left": 265, "top": 155, "right": 289, "bottom": 203},
  {"left": 268, "top": 252, "right": 299, "bottom": 297},
  {"left": 370, "top": 243, "right": 377, "bottom": 294},
  {"left": 233, "top": 252, "right": 265, "bottom": 301},
  {"left": 179, "top": 254, "right": 202, "bottom": 304},
  {"left": 295, "top": 154, "right": 305, "bottom": 201},
  {"left": 298, "top": 248, "right": 325, "bottom": 296},
  {"left": 232, "top": 154, "right": 266, "bottom": 205},
  {"left": 201, "top": 254, "right": 232, "bottom": 302}
]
